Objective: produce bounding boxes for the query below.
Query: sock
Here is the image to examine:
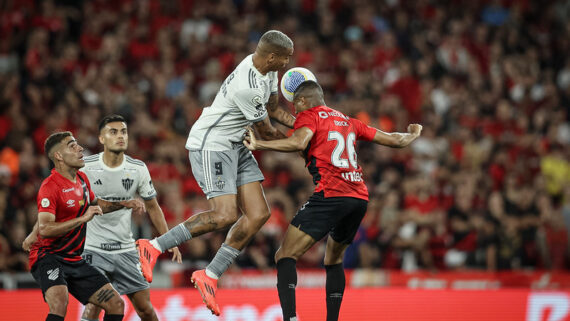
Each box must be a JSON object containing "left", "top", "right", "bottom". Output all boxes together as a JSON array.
[
  {"left": 154, "top": 223, "right": 192, "bottom": 252},
  {"left": 325, "top": 263, "right": 345, "bottom": 321},
  {"left": 276, "top": 258, "right": 297, "bottom": 321},
  {"left": 103, "top": 314, "right": 123, "bottom": 321},
  {"left": 205, "top": 243, "right": 240, "bottom": 279},
  {"left": 46, "top": 314, "right": 64, "bottom": 321}
]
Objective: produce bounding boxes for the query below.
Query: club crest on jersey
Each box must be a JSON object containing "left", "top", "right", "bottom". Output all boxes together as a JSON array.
[
  {"left": 47, "top": 268, "right": 59, "bottom": 281},
  {"left": 215, "top": 177, "right": 225, "bottom": 190},
  {"left": 122, "top": 178, "right": 134, "bottom": 191},
  {"left": 41, "top": 198, "right": 50, "bottom": 208}
]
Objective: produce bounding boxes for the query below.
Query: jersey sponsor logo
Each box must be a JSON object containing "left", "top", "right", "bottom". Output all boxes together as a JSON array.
[
  {"left": 62, "top": 187, "right": 75, "bottom": 193},
  {"left": 66, "top": 199, "right": 75, "bottom": 207},
  {"left": 47, "top": 268, "right": 59, "bottom": 281},
  {"left": 341, "top": 171, "right": 363, "bottom": 182},
  {"left": 122, "top": 178, "right": 134, "bottom": 191},
  {"left": 93, "top": 179, "right": 102, "bottom": 185},
  {"left": 41, "top": 198, "right": 50, "bottom": 208},
  {"left": 319, "top": 110, "right": 349, "bottom": 120},
  {"left": 334, "top": 120, "right": 348, "bottom": 126},
  {"left": 100, "top": 243, "right": 122, "bottom": 251}
]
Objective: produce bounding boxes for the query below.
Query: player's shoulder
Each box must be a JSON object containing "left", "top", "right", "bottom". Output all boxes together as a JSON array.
[
  {"left": 125, "top": 155, "right": 146, "bottom": 168},
  {"left": 83, "top": 153, "right": 100, "bottom": 164}
]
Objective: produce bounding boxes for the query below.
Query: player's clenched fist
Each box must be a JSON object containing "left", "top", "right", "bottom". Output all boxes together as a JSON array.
[
  {"left": 407, "top": 124, "right": 423, "bottom": 136},
  {"left": 83, "top": 205, "right": 103, "bottom": 222}
]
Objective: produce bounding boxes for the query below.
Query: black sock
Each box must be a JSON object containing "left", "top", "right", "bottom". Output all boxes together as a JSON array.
[
  {"left": 46, "top": 314, "right": 64, "bottom": 321},
  {"left": 103, "top": 314, "right": 123, "bottom": 321},
  {"left": 276, "top": 258, "right": 297, "bottom": 321},
  {"left": 325, "top": 263, "right": 345, "bottom": 321}
]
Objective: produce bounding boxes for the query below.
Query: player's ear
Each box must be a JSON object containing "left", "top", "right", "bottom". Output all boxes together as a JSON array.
[
  {"left": 98, "top": 134, "right": 104, "bottom": 145},
  {"left": 53, "top": 149, "right": 63, "bottom": 162}
]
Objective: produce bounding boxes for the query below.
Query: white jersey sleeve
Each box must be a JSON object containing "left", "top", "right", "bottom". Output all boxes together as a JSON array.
[
  {"left": 234, "top": 88, "right": 268, "bottom": 122},
  {"left": 137, "top": 163, "right": 157, "bottom": 201}
]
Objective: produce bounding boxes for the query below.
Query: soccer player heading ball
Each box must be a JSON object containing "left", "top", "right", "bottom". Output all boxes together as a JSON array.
[
  {"left": 135, "top": 30, "right": 297, "bottom": 316},
  {"left": 243, "top": 79, "right": 422, "bottom": 321}
]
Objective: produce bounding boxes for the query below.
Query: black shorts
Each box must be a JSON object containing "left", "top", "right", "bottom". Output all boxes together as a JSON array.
[
  {"left": 291, "top": 192, "right": 368, "bottom": 244},
  {"left": 31, "top": 254, "right": 110, "bottom": 305}
]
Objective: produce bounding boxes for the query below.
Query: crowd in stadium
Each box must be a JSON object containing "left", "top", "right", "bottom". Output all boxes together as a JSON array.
[{"left": 1, "top": 0, "right": 570, "bottom": 275}]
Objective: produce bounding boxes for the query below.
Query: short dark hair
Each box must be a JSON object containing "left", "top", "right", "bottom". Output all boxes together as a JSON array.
[
  {"left": 293, "top": 80, "right": 323, "bottom": 99},
  {"left": 98, "top": 114, "right": 126, "bottom": 132},
  {"left": 258, "top": 30, "right": 293, "bottom": 55},
  {"left": 44, "top": 131, "right": 72, "bottom": 161}
]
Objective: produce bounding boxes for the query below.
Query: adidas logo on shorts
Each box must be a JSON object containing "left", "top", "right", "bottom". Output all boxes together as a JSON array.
[{"left": 47, "top": 268, "right": 59, "bottom": 281}]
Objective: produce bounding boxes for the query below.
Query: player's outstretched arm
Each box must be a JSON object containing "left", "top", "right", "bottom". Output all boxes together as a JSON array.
[
  {"left": 372, "top": 124, "right": 422, "bottom": 148},
  {"left": 145, "top": 198, "right": 182, "bottom": 263},
  {"left": 244, "top": 126, "right": 313, "bottom": 152},
  {"left": 38, "top": 206, "right": 102, "bottom": 237},
  {"left": 266, "top": 94, "right": 296, "bottom": 128},
  {"left": 252, "top": 116, "right": 288, "bottom": 140}
]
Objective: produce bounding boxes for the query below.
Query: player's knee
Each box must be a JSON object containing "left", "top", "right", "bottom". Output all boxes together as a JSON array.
[
  {"left": 252, "top": 206, "right": 271, "bottom": 226},
  {"left": 215, "top": 204, "right": 239, "bottom": 227},
  {"left": 136, "top": 304, "right": 156, "bottom": 320}
]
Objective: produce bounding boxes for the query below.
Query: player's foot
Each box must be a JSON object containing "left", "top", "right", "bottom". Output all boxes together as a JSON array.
[
  {"left": 136, "top": 239, "right": 161, "bottom": 283},
  {"left": 191, "top": 269, "right": 221, "bottom": 316}
]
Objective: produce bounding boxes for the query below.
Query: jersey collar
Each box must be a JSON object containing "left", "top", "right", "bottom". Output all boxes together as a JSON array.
[{"left": 99, "top": 152, "right": 126, "bottom": 172}]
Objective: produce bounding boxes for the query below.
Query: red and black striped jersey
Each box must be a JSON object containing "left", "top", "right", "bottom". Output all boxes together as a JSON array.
[
  {"left": 29, "top": 169, "right": 95, "bottom": 269},
  {"left": 294, "top": 105, "right": 377, "bottom": 201}
]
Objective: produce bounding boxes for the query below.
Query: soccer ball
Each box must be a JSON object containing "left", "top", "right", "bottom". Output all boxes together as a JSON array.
[{"left": 280, "top": 67, "right": 317, "bottom": 102}]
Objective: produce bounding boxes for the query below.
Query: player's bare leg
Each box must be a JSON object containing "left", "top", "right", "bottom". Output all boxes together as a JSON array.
[
  {"left": 81, "top": 303, "right": 102, "bottom": 321},
  {"left": 323, "top": 236, "right": 350, "bottom": 321},
  {"left": 45, "top": 285, "right": 69, "bottom": 319},
  {"left": 127, "top": 289, "right": 158, "bottom": 321},
  {"left": 275, "top": 225, "right": 317, "bottom": 321},
  {"left": 137, "top": 194, "right": 238, "bottom": 282},
  {"left": 87, "top": 283, "right": 125, "bottom": 320},
  {"left": 191, "top": 181, "right": 271, "bottom": 315}
]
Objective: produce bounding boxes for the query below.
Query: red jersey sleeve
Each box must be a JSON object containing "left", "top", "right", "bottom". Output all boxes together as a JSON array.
[
  {"left": 294, "top": 109, "right": 318, "bottom": 133},
  {"left": 350, "top": 117, "right": 377, "bottom": 141},
  {"left": 37, "top": 183, "right": 57, "bottom": 215}
]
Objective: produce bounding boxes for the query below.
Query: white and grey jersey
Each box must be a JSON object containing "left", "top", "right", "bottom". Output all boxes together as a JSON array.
[
  {"left": 186, "top": 54, "right": 279, "bottom": 151},
  {"left": 80, "top": 153, "right": 157, "bottom": 254}
]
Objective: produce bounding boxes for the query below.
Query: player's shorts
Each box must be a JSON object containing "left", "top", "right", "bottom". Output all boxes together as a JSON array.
[
  {"left": 31, "top": 254, "right": 110, "bottom": 305},
  {"left": 291, "top": 192, "right": 368, "bottom": 244},
  {"left": 82, "top": 249, "right": 148, "bottom": 295},
  {"left": 189, "top": 143, "right": 264, "bottom": 199}
]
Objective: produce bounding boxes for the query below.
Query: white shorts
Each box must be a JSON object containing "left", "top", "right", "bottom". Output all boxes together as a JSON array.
[{"left": 189, "top": 143, "right": 264, "bottom": 199}]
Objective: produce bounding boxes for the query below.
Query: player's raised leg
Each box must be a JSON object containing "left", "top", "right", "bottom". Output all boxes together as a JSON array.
[
  {"left": 136, "top": 193, "right": 238, "bottom": 282},
  {"left": 275, "top": 225, "right": 318, "bottom": 321},
  {"left": 191, "top": 180, "right": 270, "bottom": 315}
]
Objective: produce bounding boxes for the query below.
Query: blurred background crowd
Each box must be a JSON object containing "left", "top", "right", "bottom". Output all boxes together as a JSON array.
[{"left": 1, "top": 0, "right": 570, "bottom": 277}]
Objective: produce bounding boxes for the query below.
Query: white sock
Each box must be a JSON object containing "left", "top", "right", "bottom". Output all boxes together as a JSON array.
[
  {"left": 150, "top": 239, "right": 163, "bottom": 252},
  {"left": 205, "top": 268, "right": 219, "bottom": 280}
]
